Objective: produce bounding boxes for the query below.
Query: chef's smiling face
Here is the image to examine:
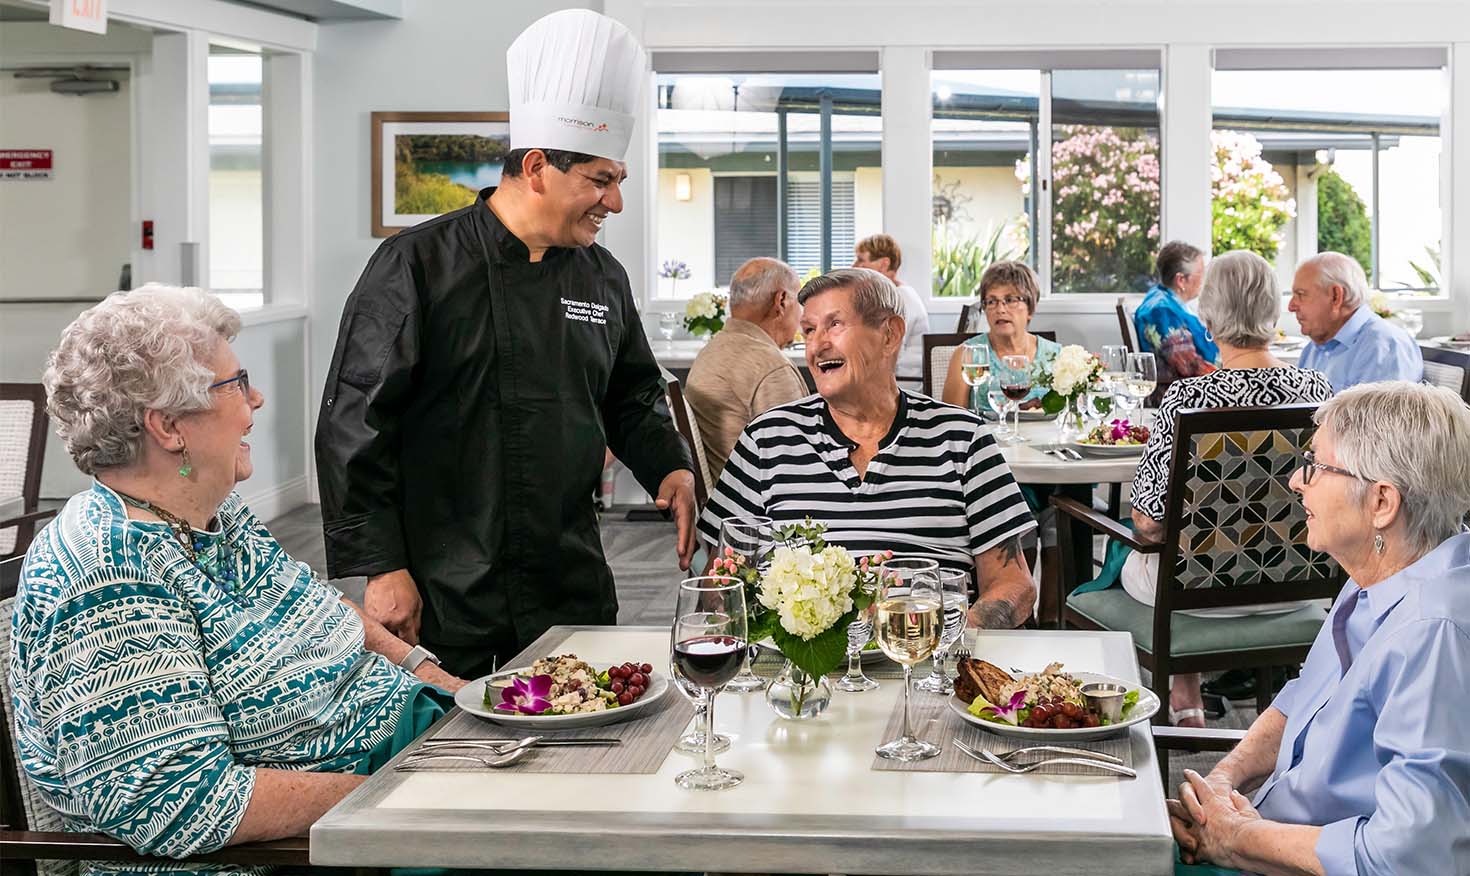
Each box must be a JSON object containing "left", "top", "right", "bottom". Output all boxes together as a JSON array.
[{"left": 544, "top": 157, "right": 626, "bottom": 248}]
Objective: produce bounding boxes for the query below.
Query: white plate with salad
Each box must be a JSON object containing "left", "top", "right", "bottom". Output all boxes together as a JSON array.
[
  {"left": 456, "top": 653, "right": 671, "bottom": 729},
  {"left": 949, "top": 662, "right": 1160, "bottom": 741},
  {"left": 1071, "top": 420, "right": 1150, "bottom": 457}
]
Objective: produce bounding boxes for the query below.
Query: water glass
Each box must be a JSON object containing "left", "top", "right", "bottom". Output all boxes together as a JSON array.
[
  {"left": 719, "top": 517, "right": 774, "bottom": 693},
  {"left": 658, "top": 312, "right": 679, "bottom": 350},
  {"left": 873, "top": 558, "right": 942, "bottom": 762},
  {"left": 914, "top": 568, "right": 970, "bottom": 695},
  {"left": 985, "top": 382, "right": 1012, "bottom": 438},
  {"left": 671, "top": 576, "right": 747, "bottom": 790}
]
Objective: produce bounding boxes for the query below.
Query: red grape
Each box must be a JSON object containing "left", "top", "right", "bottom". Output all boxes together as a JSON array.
[
  {"left": 629, "top": 672, "right": 646, "bottom": 687},
  {"left": 618, "top": 692, "right": 633, "bottom": 706},
  {"left": 629, "top": 685, "right": 644, "bottom": 697},
  {"left": 611, "top": 681, "right": 624, "bottom": 694},
  {"left": 640, "top": 663, "right": 654, "bottom": 674}
]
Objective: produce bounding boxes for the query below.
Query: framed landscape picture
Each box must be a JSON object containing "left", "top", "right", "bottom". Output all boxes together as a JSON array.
[{"left": 370, "top": 111, "right": 511, "bottom": 237}]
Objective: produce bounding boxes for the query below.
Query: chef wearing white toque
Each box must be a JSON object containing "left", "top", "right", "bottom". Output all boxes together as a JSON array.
[{"left": 317, "top": 9, "right": 697, "bottom": 679}]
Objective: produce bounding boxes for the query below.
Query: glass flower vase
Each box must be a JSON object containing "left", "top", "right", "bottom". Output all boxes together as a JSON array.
[
  {"left": 765, "top": 660, "right": 833, "bottom": 721},
  {"left": 1054, "top": 394, "right": 1087, "bottom": 443}
]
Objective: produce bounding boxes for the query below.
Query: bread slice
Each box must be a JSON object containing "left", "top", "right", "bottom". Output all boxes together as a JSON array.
[{"left": 954, "top": 657, "right": 1014, "bottom": 705}]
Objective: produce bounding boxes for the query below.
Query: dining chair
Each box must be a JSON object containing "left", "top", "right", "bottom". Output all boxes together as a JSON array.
[
  {"left": 1115, "top": 297, "right": 1140, "bottom": 354},
  {"left": 1420, "top": 345, "right": 1470, "bottom": 403},
  {"left": 1, "top": 384, "right": 57, "bottom": 560},
  {"left": 661, "top": 373, "right": 712, "bottom": 509},
  {"left": 955, "top": 302, "right": 978, "bottom": 333},
  {"left": 1051, "top": 404, "right": 1344, "bottom": 769},
  {"left": 0, "top": 555, "right": 342, "bottom": 876}
]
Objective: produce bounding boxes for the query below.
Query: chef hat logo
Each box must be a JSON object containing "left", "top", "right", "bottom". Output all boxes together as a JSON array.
[{"left": 507, "top": 10, "right": 647, "bottom": 162}]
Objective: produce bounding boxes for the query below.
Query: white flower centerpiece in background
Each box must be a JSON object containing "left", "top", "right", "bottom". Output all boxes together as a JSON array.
[
  {"left": 683, "top": 290, "right": 727, "bottom": 338},
  {"left": 712, "top": 518, "right": 886, "bottom": 719},
  {"left": 1033, "top": 344, "right": 1105, "bottom": 442}
]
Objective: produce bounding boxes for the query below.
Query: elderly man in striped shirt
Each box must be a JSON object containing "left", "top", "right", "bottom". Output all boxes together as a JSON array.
[{"left": 698, "top": 268, "right": 1038, "bottom": 629}]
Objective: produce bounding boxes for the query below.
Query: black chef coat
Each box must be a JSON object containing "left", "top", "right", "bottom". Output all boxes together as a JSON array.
[{"left": 316, "top": 187, "right": 690, "bottom": 660}]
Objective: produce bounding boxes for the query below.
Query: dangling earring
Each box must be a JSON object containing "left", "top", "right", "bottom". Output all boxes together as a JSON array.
[
  {"left": 178, "top": 445, "right": 193, "bottom": 478},
  {"left": 1373, "top": 531, "right": 1385, "bottom": 555}
]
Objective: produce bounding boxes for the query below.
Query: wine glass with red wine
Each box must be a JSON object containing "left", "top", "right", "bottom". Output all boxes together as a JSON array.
[
  {"left": 997, "top": 354, "right": 1032, "bottom": 445},
  {"left": 671, "top": 576, "right": 748, "bottom": 790}
]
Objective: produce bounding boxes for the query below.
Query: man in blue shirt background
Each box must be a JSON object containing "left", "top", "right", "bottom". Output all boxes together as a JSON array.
[{"left": 1291, "top": 251, "right": 1423, "bottom": 392}]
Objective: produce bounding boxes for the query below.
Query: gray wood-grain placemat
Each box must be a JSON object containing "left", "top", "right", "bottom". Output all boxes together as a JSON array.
[{"left": 869, "top": 689, "right": 1135, "bottom": 776}]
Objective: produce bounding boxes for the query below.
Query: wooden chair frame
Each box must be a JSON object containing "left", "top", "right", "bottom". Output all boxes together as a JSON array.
[
  {"left": 0, "top": 385, "right": 56, "bottom": 560},
  {"left": 663, "top": 376, "right": 710, "bottom": 508},
  {"left": 1421, "top": 344, "right": 1470, "bottom": 403},
  {"left": 1052, "top": 405, "right": 1344, "bottom": 729},
  {"left": 1115, "top": 297, "right": 1138, "bottom": 353}
]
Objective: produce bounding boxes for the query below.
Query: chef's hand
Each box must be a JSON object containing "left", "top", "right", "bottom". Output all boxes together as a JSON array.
[
  {"left": 365, "top": 568, "right": 422, "bottom": 645},
  {"left": 655, "top": 469, "right": 698, "bottom": 570}
]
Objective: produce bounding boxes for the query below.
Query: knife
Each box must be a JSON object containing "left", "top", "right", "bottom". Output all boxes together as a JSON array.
[{"left": 418, "top": 738, "right": 622, "bottom": 748}]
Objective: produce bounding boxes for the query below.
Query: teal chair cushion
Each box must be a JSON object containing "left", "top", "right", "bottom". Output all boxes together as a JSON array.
[{"left": 1066, "top": 588, "right": 1328, "bottom": 657}]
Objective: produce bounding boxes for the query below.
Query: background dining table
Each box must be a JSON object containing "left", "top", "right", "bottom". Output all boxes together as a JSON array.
[{"left": 311, "top": 625, "right": 1175, "bottom": 875}]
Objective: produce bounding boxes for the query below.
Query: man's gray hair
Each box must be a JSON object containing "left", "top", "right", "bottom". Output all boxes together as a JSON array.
[
  {"left": 43, "top": 283, "right": 242, "bottom": 475},
  {"left": 797, "top": 267, "right": 902, "bottom": 327},
  {"left": 728, "top": 257, "right": 798, "bottom": 311},
  {"left": 1301, "top": 251, "right": 1369, "bottom": 309},
  {"left": 1197, "top": 249, "right": 1281, "bottom": 348},
  {"left": 1315, "top": 381, "right": 1470, "bottom": 558}
]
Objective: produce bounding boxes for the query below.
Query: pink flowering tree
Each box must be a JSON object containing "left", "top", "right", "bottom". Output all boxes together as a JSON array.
[{"left": 1211, "top": 130, "right": 1296, "bottom": 260}]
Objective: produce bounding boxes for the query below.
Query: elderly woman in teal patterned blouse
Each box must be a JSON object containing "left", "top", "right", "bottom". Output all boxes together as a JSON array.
[{"left": 8, "top": 284, "right": 466, "bottom": 871}]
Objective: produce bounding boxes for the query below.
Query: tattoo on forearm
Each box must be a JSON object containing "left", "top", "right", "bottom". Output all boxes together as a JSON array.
[
  {"left": 972, "top": 597, "right": 1020, "bottom": 630},
  {"left": 999, "top": 536, "right": 1024, "bottom": 568}
]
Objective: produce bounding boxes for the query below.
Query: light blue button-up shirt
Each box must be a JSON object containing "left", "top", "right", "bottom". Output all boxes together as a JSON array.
[
  {"left": 1297, "top": 305, "right": 1424, "bottom": 392},
  {"left": 1252, "top": 531, "right": 1470, "bottom": 876}
]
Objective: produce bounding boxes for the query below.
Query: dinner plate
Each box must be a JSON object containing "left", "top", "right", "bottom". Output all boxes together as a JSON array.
[
  {"left": 948, "top": 671, "right": 1161, "bottom": 741},
  {"left": 1270, "top": 336, "right": 1307, "bottom": 351},
  {"left": 1428, "top": 335, "right": 1470, "bottom": 350},
  {"left": 1070, "top": 441, "right": 1147, "bottom": 458},
  {"left": 456, "top": 667, "right": 671, "bottom": 729}
]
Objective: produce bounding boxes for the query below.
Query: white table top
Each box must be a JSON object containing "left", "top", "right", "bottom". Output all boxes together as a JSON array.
[
  {"left": 655, "top": 338, "right": 808, "bottom": 371},
  {"left": 311, "top": 626, "right": 1173, "bottom": 874},
  {"left": 998, "top": 415, "right": 1148, "bottom": 485}
]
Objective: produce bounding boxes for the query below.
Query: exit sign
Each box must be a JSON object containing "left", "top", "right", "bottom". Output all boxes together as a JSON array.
[
  {"left": 0, "top": 150, "right": 53, "bottom": 180},
  {"left": 50, "top": 0, "right": 107, "bottom": 35}
]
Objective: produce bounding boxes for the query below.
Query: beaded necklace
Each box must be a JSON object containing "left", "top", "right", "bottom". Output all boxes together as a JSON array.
[{"left": 113, "top": 489, "right": 239, "bottom": 590}]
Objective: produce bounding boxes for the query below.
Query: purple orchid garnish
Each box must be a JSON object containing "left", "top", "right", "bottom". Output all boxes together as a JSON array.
[
  {"left": 1108, "top": 419, "right": 1132, "bottom": 441},
  {"left": 981, "top": 690, "right": 1029, "bottom": 725},
  {"left": 494, "top": 674, "right": 553, "bottom": 714}
]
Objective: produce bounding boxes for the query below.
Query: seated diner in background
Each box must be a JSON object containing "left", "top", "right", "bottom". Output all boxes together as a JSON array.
[
  {"left": 853, "top": 233, "right": 930, "bottom": 385},
  {"left": 1135, "top": 240, "right": 1219, "bottom": 396},
  {"left": 699, "top": 268, "right": 1038, "bottom": 630},
  {"left": 7, "top": 284, "right": 465, "bottom": 872},
  {"left": 1170, "top": 380, "right": 1470, "bottom": 876},
  {"left": 685, "top": 257, "right": 808, "bottom": 480},
  {"left": 1121, "top": 251, "right": 1334, "bottom": 727},
  {"left": 1290, "top": 251, "right": 1424, "bottom": 393},
  {"left": 941, "top": 260, "right": 1060, "bottom": 414}
]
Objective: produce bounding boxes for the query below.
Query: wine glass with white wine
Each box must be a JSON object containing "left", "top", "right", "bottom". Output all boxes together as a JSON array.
[
  {"left": 1125, "top": 352, "right": 1157, "bottom": 424},
  {"left": 873, "top": 558, "right": 942, "bottom": 762},
  {"left": 959, "top": 344, "right": 991, "bottom": 415}
]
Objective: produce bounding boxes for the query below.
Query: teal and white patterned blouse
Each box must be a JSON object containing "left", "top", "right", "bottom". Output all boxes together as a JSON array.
[{"left": 8, "top": 482, "right": 420, "bottom": 875}]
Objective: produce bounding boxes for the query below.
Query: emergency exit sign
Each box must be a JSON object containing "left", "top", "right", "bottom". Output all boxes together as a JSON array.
[
  {"left": 50, "top": 0, "right": 107, "bottom": 35},
  {"left": 1, "top": 150, "right": 54, "bottom": 180}
]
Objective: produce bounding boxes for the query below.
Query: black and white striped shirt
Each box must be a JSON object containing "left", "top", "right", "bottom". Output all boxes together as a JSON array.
[{"left": 697, "top": 390, "right": 1036, "bottom": 570}]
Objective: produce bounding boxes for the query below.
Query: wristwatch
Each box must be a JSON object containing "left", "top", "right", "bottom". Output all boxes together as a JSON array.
[{"left": 398, "top": 644, "right": 441, "bottom": 673}]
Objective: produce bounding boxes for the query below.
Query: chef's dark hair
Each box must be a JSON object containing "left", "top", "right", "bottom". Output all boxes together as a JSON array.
[{"left": 501, "top": 148, "right": 599, "bottom": 178}]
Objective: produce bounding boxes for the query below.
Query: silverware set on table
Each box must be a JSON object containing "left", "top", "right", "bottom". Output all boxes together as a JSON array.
[
  {"left": 952, "top": 738, "right": 1136, "bottom": 778},
  {"left": 1043, "top": 445, "right": 1083, "bottom": 461},
  {"left": 395, "top": 735, "right": 621, "bottom": 770}
]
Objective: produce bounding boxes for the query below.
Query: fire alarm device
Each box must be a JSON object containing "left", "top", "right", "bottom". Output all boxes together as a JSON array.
[{"left": 142, "top": 220, "right": 154, "bottom": 250}]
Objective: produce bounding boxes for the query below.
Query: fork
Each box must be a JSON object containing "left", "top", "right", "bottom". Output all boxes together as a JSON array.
[
  {"left": 395, "top": 747, "right": 532, "bottom": 771},
  {"left": 949, "top": 647, "right": 971, "bottom": 664},
  {"left": 954, "top": 740, "right": 1136, "bottom": 777},
  {"left": 991, "top": 744, "right": 1125, "bottom": 765}
]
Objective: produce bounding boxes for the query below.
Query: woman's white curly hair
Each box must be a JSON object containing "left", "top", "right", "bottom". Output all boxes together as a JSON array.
[{"left": 43, "top": 284, "right": 241, "bottom": 475}]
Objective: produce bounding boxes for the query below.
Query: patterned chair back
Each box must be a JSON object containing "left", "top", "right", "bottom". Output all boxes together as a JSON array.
[
  {"left": 1, "top": 384, "right": 50, "bottom": 558},
  {"left": 1158, "top": 405, "right": 1344, "bottom": 610}
]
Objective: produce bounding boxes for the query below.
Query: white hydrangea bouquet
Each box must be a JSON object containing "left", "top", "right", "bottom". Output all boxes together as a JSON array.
[
  {"left": 712, "top": 518, "right": 885, "bottom": 682},
  {"left": 683, "top": 290, "right": 727, "bottom": 337},
  {"left": 1034, "top": 343, "right": 1105, "bottom": 414}
]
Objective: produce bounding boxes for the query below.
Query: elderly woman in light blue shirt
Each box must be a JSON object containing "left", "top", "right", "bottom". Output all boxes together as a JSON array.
[{"left": 1170, "top": 381, "right": 1470, "bottom": 876}]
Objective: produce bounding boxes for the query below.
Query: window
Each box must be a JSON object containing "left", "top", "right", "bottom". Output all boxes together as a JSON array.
[
  {"left": 655, "top": 71, "right": 882, "bottom": 295},
  {"left": 1211, "top": 67, "right": 1444, "bottom": 293},
  {"left": 208, "top": 46, "right": 264, "bottom": 309},
  {"left": 931, "top": 64, "right": 1160, "bottom": 296}
]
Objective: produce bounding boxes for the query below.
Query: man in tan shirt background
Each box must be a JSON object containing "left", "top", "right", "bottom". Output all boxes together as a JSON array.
[{"left": 686, "top": 257, "right": 809, "bottom": 480}]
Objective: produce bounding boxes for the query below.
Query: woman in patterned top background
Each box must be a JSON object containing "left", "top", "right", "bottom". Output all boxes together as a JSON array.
[
  {"left": 1125, "top": 251, "right": 1332, "bottom": 727},
  {"left": 8, "top": 285, "right": 466, "bottom": 875}
]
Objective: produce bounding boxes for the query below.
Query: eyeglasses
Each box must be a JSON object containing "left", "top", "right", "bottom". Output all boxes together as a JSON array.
[
  {"left": 981, "top": 294, "right": 1028, "bottom": 310},
  {"left": 1300, "top": 450, "right": 1366, "bottom": 485},
  {"left": 209, "top": 369, "right": 251, "bottom": 397}
]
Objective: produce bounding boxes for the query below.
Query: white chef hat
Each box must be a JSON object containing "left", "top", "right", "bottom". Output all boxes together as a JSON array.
[{"left": 506, "top": 9, "right": 647, "bottom": 162}]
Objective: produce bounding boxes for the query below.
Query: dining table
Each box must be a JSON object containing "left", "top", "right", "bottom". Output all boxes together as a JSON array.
[{"left": 310, "top": 624, "right": 1175, "bottom": 875}]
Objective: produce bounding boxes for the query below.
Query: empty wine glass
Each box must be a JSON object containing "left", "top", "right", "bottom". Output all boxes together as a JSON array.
[
  {"left": 873, "top": 558, "right": 942, "bottom": 762},
  {"left": 998, "top": 354, "right": 1031, "bottom": 444},
  {"left": 914, "top": 568, "right": 970, "bottom": 695},
  {"left": 670, "top": 668, "right": 731, "bottom": 755},
  {"left": 719, "top": 516, "right": 773, "bottom": 693},
  {"left": 835, "top": 606, "right": 880, "bottom": 693},
  {"left": 1100, "top": 344, "right": 1129, "bottom": 415},
  {"left": 986, "top": 380, "right": 1012, "bottom": 439},
  {"left": 658, "top": 312, "right": 679, "bottom": 351},
  {"left": 671, "top": 576, "right": 747, "bottom": 790}
]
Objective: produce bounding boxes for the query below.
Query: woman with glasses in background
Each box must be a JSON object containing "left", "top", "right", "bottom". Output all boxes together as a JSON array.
[{"left": 942, "top": 260, "right": 1061, "bottom": 414}]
